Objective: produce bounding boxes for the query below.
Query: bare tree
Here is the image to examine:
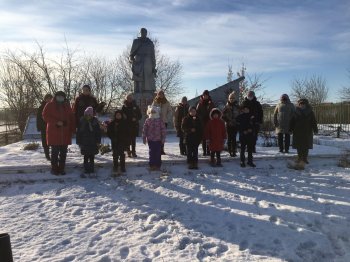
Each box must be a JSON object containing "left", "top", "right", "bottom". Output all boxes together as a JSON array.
[
  {"left": 338, "top": 69, "right": 350, "bottom": 101},
  {"left": 0, "top": 58, "right": 38, "bottom": 132},
  {"left": 291, "top": 75, "right": 329, "bottom": 105},
  {"left": 236, "top": 63, "right": 267, "bottom": 103}
]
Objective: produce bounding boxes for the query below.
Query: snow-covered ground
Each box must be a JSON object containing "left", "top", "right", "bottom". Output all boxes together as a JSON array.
[{"left": 0, "top": 135, "right": 349, "bottom": 262}]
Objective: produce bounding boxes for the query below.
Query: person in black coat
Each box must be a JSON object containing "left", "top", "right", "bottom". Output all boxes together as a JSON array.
[
  {"left": 37, "top": 93, "right": 53, "bottom": 160},
  {"left": 236, "top": 103, "right": 256, "bottom": 168},
  {"left": 173, "top": 96, "right": 189, "bottom": 155},
  {"left": 73, "top": 84, "right": 99, "bottom": 127},
  {"left": 181, "top": 106, "right": 202, "bottom": 169},
  {"left": 76, "top": 107, "right": 102, "bottom": 176},
  {"left": 243, "top": 91, "right": 263, "bottom": 153},
  {"left": 122, "top": 94, "right": 142, "bottom": 157},
  {"left": 196, "top": 90, "right": 215, "bottom": 156},
  {"left": 107, "top": 109, "right": 128, "bottom": 173},
  {"left": 289, "top": 98, "right": 318, "bottom": 169}
]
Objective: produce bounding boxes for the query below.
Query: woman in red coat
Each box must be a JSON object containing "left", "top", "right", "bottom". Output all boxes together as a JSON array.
[
  {"left": 205, "top": 108, "right": 227, "bottom": 167},
  {"left": 43, "top": 91, "right": 75, "bottom": 175}
]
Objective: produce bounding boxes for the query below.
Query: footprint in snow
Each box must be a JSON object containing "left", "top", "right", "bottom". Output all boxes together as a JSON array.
[
  {"left": 120, "top": 246, "right": 129, "bottom": 259},
  {"left": 239, "top": 240, "right": 249, "bottom": 251}
]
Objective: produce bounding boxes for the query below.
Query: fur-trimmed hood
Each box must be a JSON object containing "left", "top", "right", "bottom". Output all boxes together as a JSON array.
[{"left": 209, "top": 108, "right": 222, "bottom": 120}]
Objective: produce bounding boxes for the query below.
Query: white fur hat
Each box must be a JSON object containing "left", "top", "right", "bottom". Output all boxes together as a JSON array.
[{"left": 147, "top": 105, "right": 160, "bottom": 118}]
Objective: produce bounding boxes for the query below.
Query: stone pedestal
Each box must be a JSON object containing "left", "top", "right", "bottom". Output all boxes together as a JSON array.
[{"left": 133, "top": 91, "right": 155, "bottom": 135}]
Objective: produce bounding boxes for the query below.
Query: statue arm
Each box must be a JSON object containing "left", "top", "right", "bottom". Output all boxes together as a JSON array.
[{"left": 129, "top": 39, "right": 139, "bottom": 62}]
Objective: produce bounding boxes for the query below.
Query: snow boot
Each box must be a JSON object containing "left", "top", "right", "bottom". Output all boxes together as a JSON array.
[
  {"left": 120, "top": 155, "right": 126, "bottom": 173},
  {"left": 58, "top": 162, "right": 66, "bottom": 175},
  {"left": 240, "top": 162, "right": 246, "bottom": 168},
  {"left": 51, "top": 164, "right": 59, "bottom": 175},
  {"left": 247, "top": 161, "right": 256, "bottom": 168}
]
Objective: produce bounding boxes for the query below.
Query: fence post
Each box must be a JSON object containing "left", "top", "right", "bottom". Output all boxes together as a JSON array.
[{"left": 0, "top": 233, "right": 14, "bottom": 262}]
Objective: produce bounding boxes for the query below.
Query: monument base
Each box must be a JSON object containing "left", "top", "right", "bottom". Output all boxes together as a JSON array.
[{"left": 133, "top": 91, "right": 156, "bottom": 135}]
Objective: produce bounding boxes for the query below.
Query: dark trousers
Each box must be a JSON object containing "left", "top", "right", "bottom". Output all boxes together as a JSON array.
[
  {"left": 227, "top": 127, "right": 237, "bottom": 153},
  {"left": 202, "top": 140, "right": 210, "bottom": 155},
  {"left": 83, "top": 155, "right": 95, "bottom": 173},
  {"left": 148, "top": 140, "right": 162, "bottom": 167},
  {"left": 51, "top": 145, "right": 68, "bottom": 167},
  {"left": 240, "top": 136, "right": 253, "bottom": 163},
  {"left": 179, "top": 133, "right": 186, "bottom": 154},
  {"left": 253, "top": 124, "right": 260, "bottom": 151},
  {"left": 128, "top": 136, "right": 136, "bottom": 153},
  {"left": 210, "top": 151, "right": 221, "bottom": 164},
  {"left": 278, "top": 133, "right": 290, "bottom": 152},
  {"left": 186, "top": 142, "right": 199, "bottom": 163},
  {"left": 297, "top": 147, "right": 309, "bottom": 162},
  {"left": 113, "top": 149, "right": 125, "bottom": 171},
  {"left": 40, "top": 131, "right": 50, "bottom": 158}
]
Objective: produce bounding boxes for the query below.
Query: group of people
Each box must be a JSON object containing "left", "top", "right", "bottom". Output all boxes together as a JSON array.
[
  {"left": 37, "top": 85, "right": 318, "bottom": 176},
  {"left": 173, "top": 90, "right": 263, "bottom": 169}
]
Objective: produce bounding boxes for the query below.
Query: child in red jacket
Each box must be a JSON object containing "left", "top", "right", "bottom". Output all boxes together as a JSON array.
[{"left": 205, "top": 108, "right": 227, "bottom": 167}]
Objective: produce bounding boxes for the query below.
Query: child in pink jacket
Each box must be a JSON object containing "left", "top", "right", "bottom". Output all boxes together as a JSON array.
[{"left": 142, "top": 105, "right": 166, "bottom": 171}]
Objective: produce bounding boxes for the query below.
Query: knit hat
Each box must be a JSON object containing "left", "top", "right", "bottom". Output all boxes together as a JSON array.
[
  {"left": 202, "top": 90, "right": 209, "bottom": 96},
  {"left": 188, "top": 106, "right": 196, "bottom": 112},
  {"left": 181, "top": 96, "right": 187, "bottom": 103},
  {"left": 228, "top": 92, "right": 235, "bottom": 100},
  {"left": 84, "top": 106, "right": 94, "bottom": 116},
  {"left": 281, "top": 94, "right": 289, "bottom": 100},
  {"left": 82, "top": 84, "right": 91, "bottom": 91},
  {"left": 54, "top": 91, "right": 66, "bottom": 98},
  {"left": 247, "top": 90, "right": 255, "bottom": 97},
  {"left": 44, "top": 93, "right": 53, "bottom": 100}
]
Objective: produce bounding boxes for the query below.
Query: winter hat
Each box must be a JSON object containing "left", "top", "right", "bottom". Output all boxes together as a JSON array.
[
  {"left": 209, "top": 108, "right": 222, "bottom": 119},
  {"left": 188, "top": 106, "right": 196, "bottom": 112},
  {"left": 55, "top": 91, "right": 66, "bottom": 98},
  {"left": 44, "top": 93, "right": 53, "bottom": 100},
  {"left": 82, "top": 84, "right": 91, "bottom": 91},
  {"left": 147, "top": 105, "right": 160, "bottom": 118},
  {"left": 228, "top": 91, "right": 236, "bottom": 100},
  {"left": 247, "top": 90, "right": 255, "bottom": 98},
  {"left": 114, "top": 109, "right": 123, "bottom": 119},
  {"left": 281, "top": 94, "right": 289, "bottom": 100},
  {"left": 297, "top": 98, "right": 309, "bottom": 105},
  {"left": 84, "top": 106, "right": 94, "bottom": 116},
  {"left": 181, "top": 96, "right": 187, "bottom": 103},
  {"left": 202, "top": 90, "right": 210, "bottom": 96}
]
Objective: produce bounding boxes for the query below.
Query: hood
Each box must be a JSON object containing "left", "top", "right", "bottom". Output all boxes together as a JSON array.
[
  {"left": 209, "top": 108, "right": 222, "bottom": 120},
  {"left": 147, "top": 105, "right": 160, "bottom": 119}
]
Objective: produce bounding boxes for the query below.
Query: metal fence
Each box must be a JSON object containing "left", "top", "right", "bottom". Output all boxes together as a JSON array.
[{"left": 263, "top": 103, "right": 350, "bottom": 138}]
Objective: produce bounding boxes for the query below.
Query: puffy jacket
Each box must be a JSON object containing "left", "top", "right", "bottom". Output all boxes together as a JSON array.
[
  {"left": 273, "top": 101, "right": 295, "bottom": 134},
  {"left": 181, "top": 115, "right": 202, "bottom": 145},
  {"left": 76, "top": 116, "right": 101, "bottom": 155},
  {"left": 42, "top": 100, "right": 75, "bottom": 146},
  {"left": 205, "top": 108, "right": 227, "bottom": 151}
]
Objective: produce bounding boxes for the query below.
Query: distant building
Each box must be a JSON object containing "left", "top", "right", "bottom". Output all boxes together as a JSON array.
[{"left": 187, "top": 76, "right": 245, "bottom": 109}]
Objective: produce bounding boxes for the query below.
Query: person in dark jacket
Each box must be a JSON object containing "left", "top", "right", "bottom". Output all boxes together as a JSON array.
[
  {"left": 196, "top": 90, "right": 215, "bottom": 156},
  {"left": 222, "top": 91, "right": 240, "bottom": 157},
  {"left": 205, "top": 108, "right": 227, "bottom": 167},
  {"left": 122, "top": 94, "right": 142, "bottom": 157},
  {"left": 107, "top": 109, "right": 128, "bottom": 173},
  {"left": 236, "top": 103, "right": 256, "bottom": 168},
  {"left": 243, "top": 91, "right": 263, "bottom": 153},
  {"left": 42, "top": 91, "right": 75, "bottom": 175},
  {"left": 37, "top": 93, "right": 53, "bottom": 160},
  {"left": 76, "top": 107, "right": 101, "bottom": 177},
  {"left": 73, "top": 84, "right": 99, "bottom": 126},
  {"left": 173, "top": 96, "right": 189, "bottom": 155},
  {"left": 274, "top": 94, "right": 295, "bottom": 153},
  {"left": 289, "top": 98, "right": 318, "bottom": 170},
  {"left": 181, "top": 106, "right": 202, "bottom": 169}
]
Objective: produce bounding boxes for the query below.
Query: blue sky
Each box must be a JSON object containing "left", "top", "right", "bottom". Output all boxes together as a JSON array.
[{"left": 0, "top": 0, "right": 349, "bottom": 102}]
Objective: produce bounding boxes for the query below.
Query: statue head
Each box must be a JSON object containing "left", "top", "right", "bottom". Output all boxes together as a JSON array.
[{"left": 140, "top": 28, "right": 147, "bottom": 38}]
